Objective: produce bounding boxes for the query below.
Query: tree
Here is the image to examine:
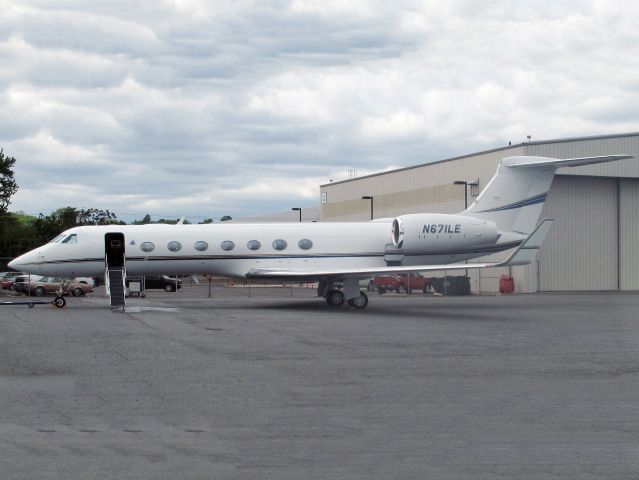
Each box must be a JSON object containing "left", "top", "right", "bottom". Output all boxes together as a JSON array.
[
  {"left": 132, "top": 213, "right": 152, "bottom": 225},
  {"left": 31, "top": 207, "right": 121, "bottom": 244},
  {"left": 32, "top": 207, "right": 78, "bottom": 244},
  {"left": 0, "top": 213, "right": 35, "bottom": 260},
  {"left": 199, "top": 218, "right": 213, "bottom": 224},
  {"left": 0, "top": 149, "right": 18, "bottom": 215},
  {"left": 0, "top": 207, "right": 124, "bottom": 266},
  {"left": 78, "top": 208, "right": 118, "bottom": 225},
  {"left": 220, "top": 215, "right": 232, "bottom": 222}
]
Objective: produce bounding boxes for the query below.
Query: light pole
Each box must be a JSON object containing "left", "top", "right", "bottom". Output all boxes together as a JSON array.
[
  {"left": 361, "top": 196, "right": 373, "bottom": 220},
  {"left": 291, "top": 207, "right": 302, "bottom": 222},
  {"left": 453, "top": 180, "right": 468, "bottom": 209}
]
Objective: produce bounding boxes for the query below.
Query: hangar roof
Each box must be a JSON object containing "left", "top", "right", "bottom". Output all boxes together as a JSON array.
[{"left": 320, "top": 131, "right": 639, "bottom": 187}]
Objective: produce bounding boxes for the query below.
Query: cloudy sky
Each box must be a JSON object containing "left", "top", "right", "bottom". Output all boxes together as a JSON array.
[{"left": 2, "top": 0, "right": 638, "bottom": 222}]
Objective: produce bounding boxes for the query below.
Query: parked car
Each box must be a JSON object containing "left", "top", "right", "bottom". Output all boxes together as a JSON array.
[
  {"left": 74, "top": 276, "right": 96, "bottom": 288},
  {"left": 13, "top": 275, "right": 43, "bottom": 293},
  {"left": 370, "top": 273, "right": 431, "bottom": 294},
  {"left": 1, "top": 271, "right": 26, "bottom": 290},
  {"left": 27, "top": 276, "right": 94, "bottom": 297},
  {"left": 126, "top": 275, "right": 182, "bottom": 292}
]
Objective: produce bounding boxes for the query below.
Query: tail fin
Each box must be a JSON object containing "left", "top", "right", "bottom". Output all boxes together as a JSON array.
[{"left": 464, "top": 155, "right": 632, "bottom": 235}]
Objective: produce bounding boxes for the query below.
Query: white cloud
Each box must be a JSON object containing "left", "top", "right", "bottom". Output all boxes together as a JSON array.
[{"left": 1, "top": 0, "right": 638, "bottom": 221}]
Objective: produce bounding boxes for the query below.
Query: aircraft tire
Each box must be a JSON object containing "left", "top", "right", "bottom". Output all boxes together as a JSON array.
[
  {"left": 54, "top": 297, "right": 66, "bottom": 308},
  {"left": 326, "top": 289, "right": 345, "bottom": 307},
  {"left": 347, "top": 291, "right": 368, "bottom": 309}
]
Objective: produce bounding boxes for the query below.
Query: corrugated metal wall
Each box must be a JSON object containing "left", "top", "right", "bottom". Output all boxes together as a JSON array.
[
  {"left": 620, "top": 179, "right": 639, "bottom": 290},
  {"left": 538, "top": 176, "right": 618, "bottom": 291}
]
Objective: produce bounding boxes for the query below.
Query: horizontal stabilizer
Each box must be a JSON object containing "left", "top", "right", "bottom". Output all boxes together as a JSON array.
[
  {"left": 508, "top": 155, "right": 633, "bottom": 169},
  {"left": 246, "top": 219, "right": 554, "bottom": 280}
]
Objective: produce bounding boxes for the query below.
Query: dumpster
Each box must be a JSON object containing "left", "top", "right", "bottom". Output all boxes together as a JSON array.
[{"left": 429, "top": 276, "right": 470, "bottom": 295}]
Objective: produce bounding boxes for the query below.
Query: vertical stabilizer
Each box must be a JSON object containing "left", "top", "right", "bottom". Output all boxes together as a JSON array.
[{"left": 463, "top": 155, "right": 632, "bottom": 235}]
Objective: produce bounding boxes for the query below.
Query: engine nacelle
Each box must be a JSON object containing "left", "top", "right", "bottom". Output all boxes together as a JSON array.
[{"left": 391, "top": 213, "right": 499, "bottom": 254}]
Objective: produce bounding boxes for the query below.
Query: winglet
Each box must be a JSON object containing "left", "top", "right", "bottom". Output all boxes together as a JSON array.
[{"left": 499, "top": 218, "right": 554, "bottom": 266}]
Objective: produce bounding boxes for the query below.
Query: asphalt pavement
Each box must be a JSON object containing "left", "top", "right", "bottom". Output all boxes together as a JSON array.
[{"left": 1, "top": 289, "right": 638, "bottom": 479}]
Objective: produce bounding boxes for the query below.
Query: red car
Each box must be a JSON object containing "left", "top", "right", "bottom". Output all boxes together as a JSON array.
[
  {"left": 369, "top": 273, "right": 431, "bottom": 294},
  {"left": 1, "top": 271, "right": 26, "bottom": 290}
]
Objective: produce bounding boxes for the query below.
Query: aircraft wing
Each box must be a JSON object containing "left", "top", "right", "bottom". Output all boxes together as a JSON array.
[{"left": 246, "top": 219, "right": 554, "bottom": 280}]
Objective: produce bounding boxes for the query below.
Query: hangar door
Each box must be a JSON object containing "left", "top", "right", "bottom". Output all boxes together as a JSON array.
[
  {"left": 620, "top": 179, "right": 639, "bottom": 290},
  {"left": 539, "top": 176, "right": 618, "bottom": 291}
]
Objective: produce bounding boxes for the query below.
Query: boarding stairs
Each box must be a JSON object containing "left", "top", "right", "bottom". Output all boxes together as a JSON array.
[{"left": 106, "top": 266, "right": 126, "bottom": 309}]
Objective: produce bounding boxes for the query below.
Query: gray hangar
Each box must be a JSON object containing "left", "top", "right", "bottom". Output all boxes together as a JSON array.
[{"left": 319, "top": 132, "right": 639, "bottom": 293}]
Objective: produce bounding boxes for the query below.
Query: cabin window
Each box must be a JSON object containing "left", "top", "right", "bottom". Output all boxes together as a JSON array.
[
  {"left": 167, "top": 241, "right": 182, "bottom": 252},
  {"left": 298, "top": 239, "right": 313, "bottom": 250},
  {"left": 194, "top": 241, "right": 209, "bottom": 251},
  {"left": 272, "top": 239, "right": 287, "bottom": 250},
  {"left": 61, "top": 234, "right": 77, "bottom": 244},
  {"left": 49, "top": 234, "right": 66, "bottom": 244},
  {"left": 221, "top": 240, "right": 235, "bottom": 251},
  {"left": 247, "top": 240, "right": 261, "bottom": 251},
  {"left": 140, "top": 242, "right": 155, "bottom": 252}
]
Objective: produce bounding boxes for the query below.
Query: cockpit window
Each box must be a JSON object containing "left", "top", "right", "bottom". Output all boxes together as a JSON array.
[
  {"left": 61, "top": 234, "right": 78, "bottom": 244},
  {"left": 48, "top": 234, "right": 66, "bottom": 244}
]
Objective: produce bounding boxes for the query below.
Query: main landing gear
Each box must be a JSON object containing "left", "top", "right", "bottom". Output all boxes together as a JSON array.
[{"left": 321, "top": 281, "right": 369, "bottom": 309}]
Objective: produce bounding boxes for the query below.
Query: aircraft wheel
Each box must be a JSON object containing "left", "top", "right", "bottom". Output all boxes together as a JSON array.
[
  {"left": 347, "top": 291, "right": 368, "bottom": 309},
  {"left": 325, "top": 289, "right": 345, "bottom": 307},
  {"left": 53, "top": 297, "right": 66, "bottom": 308}
]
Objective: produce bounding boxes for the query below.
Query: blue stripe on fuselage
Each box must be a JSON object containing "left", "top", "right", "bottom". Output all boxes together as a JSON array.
[{"left": 477, "top": 192, "right": 547, "bottom": 213}]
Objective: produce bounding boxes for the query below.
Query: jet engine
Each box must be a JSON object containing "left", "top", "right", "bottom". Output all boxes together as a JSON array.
[{"left": 391, "top": 213, "right": 499, "bottom": 254}]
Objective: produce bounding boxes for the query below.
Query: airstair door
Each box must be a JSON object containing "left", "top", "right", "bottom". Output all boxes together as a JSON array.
[{"left": 105, "top": 233, "right": 126, "bottom": 309}]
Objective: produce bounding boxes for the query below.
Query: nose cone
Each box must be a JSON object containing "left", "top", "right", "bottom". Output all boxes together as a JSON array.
[{"left": 8, "top": 250, "right": 40, "bottom": 274}]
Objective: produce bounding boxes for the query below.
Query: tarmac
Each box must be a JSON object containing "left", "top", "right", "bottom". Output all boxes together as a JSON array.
[{"left": 1, "top": 287, "right": 639, "bottom": 479}]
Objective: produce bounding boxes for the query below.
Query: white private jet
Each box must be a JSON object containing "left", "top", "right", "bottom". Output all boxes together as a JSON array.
[{"left": 9, "top": 154, "right": 632, "bottom": 309}]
